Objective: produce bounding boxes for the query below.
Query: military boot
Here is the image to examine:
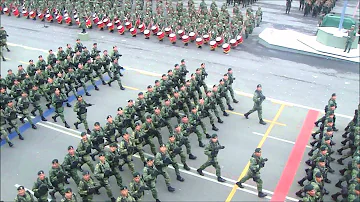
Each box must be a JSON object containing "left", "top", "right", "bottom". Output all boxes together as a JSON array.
[
  {"left": 46, "top": 103, "right": 51, "bottom": 109},
  {"left": 52, "top": 115, "right": 58, "bottom": 122},
  {"left": 311, "top": 132, "right": 318, "bottom": 139},
  {"left": 196, "top": 169, "right": 204, "bottom": 176},
  {"left": 18, "top": 134, "right": 24, "bottom": 140},
  {"left": 223, "top": 111, "right": 229, "bottom": 116},
  {"left": 41, "top": 116, "right": 47, "bottom": 121},
  {"left": 233, "top": 99, "right": 239, "bottom": 103},
  {"left": 337, "top": 148, "right": 343, "bottom": 155},
  {"left": 324, "top": 178, "right": 331, "bottom": 183},
  {"left": 339, "top": 169, "right": 346, "bottom": 175},
  {"left": 228, "top": 104, "right": 234, "bottom": 111},
  {"left": 6, "top": 48, "right": 10, "bottom": 52},
  {"left": 156, "top": 199, "right": 161, "bottom": 202},
  {"left": 217, "top": 177, "right": 226, "bottom": 182},
  {"left": 31, "top": 110, "right": 36, "bottom": 116},
  {"left": 341, "top": 132, "right": 348, "bottom": 138},
  {"left": 94, "top": 85, "right": 99, "bottom": 91},
  {"left": 85, "top": 92, "right": 91, "bottom": 96},
  {"left": 331, "top": 193, "right": 340, "bottom": 201},
  {"left": 102, "top": 80, "right": 106, "bottom": 85},
  {"left": 212, "top": 124, "right": 218, "bottom": 131},
  {"left": 183, "top": 164, "right": 190, "bottom": 171},
  {"left": 332, "top": 127, "right": 338, "bottom": 132},
  {"left": 259, "top": 119, "right": 266, "bottom": 125},
  {"left": 217, "top": 117, "right": 223, "bottom": 123},
  {"left": 19, "top": 117, "right": 25, "bottom": 123},
  {"left": 189, "top": 154, "right": 197, "bottom": 160},
  {"left": 118, "top": 165, "right": 124, "bottom": 171},
  {"left": 337, "top": 158, "right": 344, "bottom": 165},
  {"left": 176, "top": 175, "right": 184, "bottom": 182},
  {"left": 2, "top": 56, "right": 6, "bottom": 61},
  {"left": 235, "top": 181, "right": 244, "bottom": 188},
  {"left": 66, "top": 102, "right": 72, "bottom": 107},
  {"left": 295, "top": 190, "right": 303, "bottom": 197},
  {"left": 8, "top": 141, "right": 14, "bottom": 147},
  {"left": 244, "top": 112, "right": 249, "bottom": 119},
  {"left": 258, "top": 192, "right": 267, "bottom": 198},
  {"left": 31, "top": 124, "right": 37, "bottom": 129},
  {"left": 90, "top": 154, "right": 96, "bottom": 161},
  {"left": 341, "top": 139, "right": 348, "bottom": 145},
  {"left": 314, "top": 121, "right": 320, "bottom": 127},
  {"left": 297, "top": 178, "right": 305, "bottom": 186},
  {"left": 111, "top": 197, "right": 116, "bottom": 202},
  {"left": 49, "top": 191, "right": 56, "bottom": 200},
  {"left": 206, "top": 133, "right": 211, "bottom": 138},
  {"left": 86, "top": 129, "right": 91, "bottom": 134},
  {"left": 167, "top": 186, "right": 175, "bottom": 192},
  {"left": 335, "top": 181, "right": 342, "bottom": 188},
  {"left": 120, "top": 85, "right": 125, "bottom": 90},
  {"left": 64, "top": 121, "right": 70, "bottom": 128},
  {"left": 74, "top": 122, "right": 79, "bottom": 129},
  {"left": 199, "top": 141, "right": 205, "bottom": 147}
]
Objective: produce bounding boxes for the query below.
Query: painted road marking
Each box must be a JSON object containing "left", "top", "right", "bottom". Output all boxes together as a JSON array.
[
  {"left": 31, "top": 119, "right": 297, "bottom": 201},
  {"left": 226, "top": 111, "right": 286, "bottom": 126},
  {"left": 14, "top": 184, "right": 52, "bottom": 202},
  {"left": 6, "top": 42, "right": 353, "bottom": 119},
  {"left": 271, "top": 110, "right": 319, "bottom": 201},
  {"left": 252, "top": 132, "right": 312, "bottom": 149},
  {"left": 225, "top": 104, "right": 286, "bottom": 202}
]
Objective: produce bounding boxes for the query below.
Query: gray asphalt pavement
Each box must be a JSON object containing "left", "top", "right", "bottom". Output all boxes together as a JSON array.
[{"left": 0, "top": 0, "right": 359, "bottom": 201}]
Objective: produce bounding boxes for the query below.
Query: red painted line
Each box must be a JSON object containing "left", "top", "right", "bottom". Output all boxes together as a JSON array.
[{"left": 271, "top": 110, "right": 319, "bottom": 202}]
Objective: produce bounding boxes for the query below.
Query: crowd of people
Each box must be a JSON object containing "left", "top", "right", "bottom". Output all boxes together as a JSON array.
[{"left": 295, "top": 94, "right": 359, "bottom": 202}]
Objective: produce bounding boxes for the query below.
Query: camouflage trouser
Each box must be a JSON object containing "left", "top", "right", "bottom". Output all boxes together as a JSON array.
[
  {"left": 239, "top": 170, "right": 262, "bottom": 192},
  {"left": 98, "top": 179, "right": 113, "bottom": 198},
  {"left": 119, "top": 155, "right": 135, "bottom": 173},
  {"left": 220, "top": 93, "right": 231, "bottom": 106},
  {"left": 171, "top": 151, "right": 187, "bottom": 170},
  {"left": 135, "top": 144, "right": 146, "bottom": 162},
  {"left": 102, "top": 65, "right": 112, "bottom": 78},
  {"left": 67, "top": 168, "right": 80, "bottom": 185},
  {"left": 209, "top": 106, "right": 221, "bottom": 119},
  {"left": 8, "top": 119, "right": 20, "bottom": 134},
  {"left": 80, "top": 155, "right": 95, "bottom": 172},
  {"left": 156, "top": 166, "right": 171, "bottom": 186},
  {"left": 54, "top": 106, "right": 66, "bottom": 123},
  {"left": 185, "top": 126, "right": 203, "bottom": 142},
  {"left": 108, "top": 74, "right": 123, "bottom": 87},
  {"left": 79, "top": 79, "right": 90, "bottom": 93},
  {"left": 0, "top": 126, "right": 11, "bottom": 143},
  {"left": 227, "top": 85, "right": 236, "bottom": 100},
  {"left": 188, "top": 92, "right": 199, "bottom": 106},
  {"left": 31, "top": 103, "right": 45, "bottom": 116},
  {"left": 199, "top": 156, "right": 221, "bottom": 177},
  {"left": 168, "top": 157, "right": 181, "bottom": 176},
  {"left": 178, "top": 137, "right": 192, "bottom": 154},
  {"left": 20, "top": 109, "right": 34, "bottom": 125},
  {"left": 110, "top": 167, "right": 123, "bottom": 187},
  {"left": 201, "top": 111, "right": 215, "bottom": 125},
  {"left": 86, "top": 74, "right": 96, "bottom": 86},
  {"left": 75, "top": 113, "right": 89, "bottom": 130},
  {"left": 155, "top": 121, "right": 173, "bottom": 134},
  {"left": 247, "top": 104, "right": 263, "bottom": 120},
  {"left": 50, "top": 182, "right": 65, "bottom": 196},
  {"left": 92, "top": 143, "right": 105, "bottom": 156},
  {"left": 344, "top": 41, "right": 352, "bottom": 53},
  {"left": 143, "top": 138, "right": 156, "bottom": 155},
  {"left": 136, "top": 110, "right": 146, "bottom": 123},
  {"left": 66, "top": 83, "right": 78, "bottom": 97},
  {"left": 0, "top": 46, "right": 4, "bottom": 59},
  {"left": 94, "top": 70, "right": 105, "bottom": 83},
  {"left": 145, "top": 180, "right": 158, "bottom": 200},
  {"left": 215, "top": 98, "right": 226, "bottom": 112}
]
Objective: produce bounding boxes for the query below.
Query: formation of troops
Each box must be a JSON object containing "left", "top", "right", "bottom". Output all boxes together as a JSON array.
[
  {"left": 6, "top": 36, "right": 272, "bottom": 201},
  {"left": 295, "top": 94, "right": 360, "bottom": 202},
  {"left": 0, "top": 0, "right": 263, "bottom": 52}
]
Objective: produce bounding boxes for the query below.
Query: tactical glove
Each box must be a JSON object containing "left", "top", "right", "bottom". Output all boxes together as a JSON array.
[
  {"left": 173, "top": 147, "right": 182, "bottom": 155},
  {"left": 86, "top": 147, "right": 92, "bottom": 154},
  {"left": 88, "top": 187, "right": 95, "bottom": 195},
  {"left": 163, "top": 158, "right": 173, "bottom": 165},
  {"left": 220, "top": 146, "right": 225, "bottom": 149},
  {"left": 104, "top": 170, "right": 113, "bottom": 178},
  {"left": 70, "top": 161, "right": 79, "bottom": 169}
]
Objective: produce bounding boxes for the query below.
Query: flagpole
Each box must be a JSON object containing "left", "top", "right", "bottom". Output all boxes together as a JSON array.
[{"left": 338, "top": 0, "right": 348, "bottom": 31}]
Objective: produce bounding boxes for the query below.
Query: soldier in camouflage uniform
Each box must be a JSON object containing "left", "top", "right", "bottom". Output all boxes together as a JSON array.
[
  {"left": 73, "top": 95, "right": 92, "bottom": 134},
  {"left": 90, "top": 122, "right": 106, "bottom": 161},
  {"left": 105, "top": 143, "right": 123, "bottom": 186},
  {"left": 115, "top": 107, "right": 125, "bottom": 135},
  {"left": 49, "top": 159, "right": 67, "bottom": 200},
  {"left": 4, "top": 100, "right": 24, "bottom": 140},
  {"left": 134, "top": 121, "right": 157, "bottom": 155},
  {"left": 104, "top": 115, "right": 119, "bottom": 144},
  {"left": 62, "top": 146, "right": 82, "bottom": 185},
  {"left": 197, "top": 134, "right": 226, "bottom": 182},
  {"left": 129, "top": 172, "right": 150, "bottom": 201},
  {"left": 300, "top": 184, "right": 320, "bottom": 202},
  {"left": 152, "top": 106, "right": 173, "bottom": 134},
  {"left": 17, "top": 91, "right": 37, "bottom": 129},
  {"left": 61, "top": 187, "right": 78, "bottom": 202},
  {"left": 204, "top": 90, "right": 225, "bottom": 123},
  {"left": 119, "top": 131, "right": 136, "bottom": 173},
  {"left": 0, "top": 107, "right": 14, "bottom": 147},
  {"left": 225, "top": 68, "right": 238, "bottom": 103},
  {"left": 117, "top": 186, "right": 136, "bottom": 202},
  {"left": 143, "top": 157, "right": 161, "bottom": 201},
  {"left": 167, "top": 133, "right": 191, "bottom": 170},
  {"left": 212, "top": 85, "right": 230, "bottom": 117},
  {"left": 101, "top": 50, "right": 113, "bottom": 79},
  {"left": 135, "top": 92, "right": 147, "bottom": 123},
  {"left": 236, "top": 148, "right": 268, "bottom": 198},
  {"left": 51, "top": 88, "right": 71, "bottom": 128},
  {"left": 6, "top": 69, "right": 17, "bottom": 90},
  {"left": 94, "top": 153, "right": 116, "bottom": 202},
  {"left": 244, "top": 84, "right": 267, "bottom": 125},
  {"left": 14, "top": 185, "right": 35, "bottom": 202},
  {"left": 78, "top": 170, "right": 100, "bottom": 202},
  {"left": 77, "top": 132, "right": 95, "bottom": 173},
  {"left": 142, "top": 115, "right": 163, "bottom": 145},
  {"left": 107, "top": 58, "right": 125, "bottom": 90},
  {"left": 155, "top": 144, "right": 178, "bottom": 192},
  {"left": 32, "top": 170, "right": 53, "bottom": 202}
]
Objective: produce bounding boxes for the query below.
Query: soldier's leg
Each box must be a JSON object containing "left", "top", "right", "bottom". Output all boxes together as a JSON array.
[
  {"left": 112, "top": 168, "right": 123, "bottom": 187},
  {"left": 224, "top": 94, "right": 231, "bottom": 106},
  {"left": 145, "top": 139, "right": 157, "bottom": 154},
  {"left": 70, "top": 169, "right": 80, "bottom": 185},
  {"left": 57, "top": 182, "right": 65, "bottom": 196},
  {"left": 96, "top": 70, "right": 106, "bottom": 84},
  {"left": 82, "top": 114, "right": 90, "bottom": 130},
  {"left": 146, "top": 181, "right": 159, "bottom": 200},
  {"left": 199, "top": 159, "right": 212, "bottom": 171},
  {"left": 58, "top": 108, "right": 66, "bottom": 123},
  {"left": 180, "top": 151, "right": 187, "bottom": 164},
  {"left": 213, "top": 158, "right": 221, "bottom": 177},
  {"left": 116, "top": 77, "right": 125, "bottom": 89},
  {"left": 126, "top": 155, "right": 135, "bottom": 173},
  {"left": 184, "top": 138, "right": 192, "bottom": 155},
  {"left": 229, "top": 87, "right": 236, "bottom": 100},
  {"left": 195, "top": 128, "right": 204, "bottom": 142},
  {"left": 253, "top": 174, "right": 263, "bottom": 192},
  {"left": 165, "top": 121, "right": 173, "bottom": 134},
  {"left": 83, "top": 156, "right": 95, "bottom": 173},
  {"left": 200, "top": 121, "right": 207, "bottom": 134},
  {"left": 182, "top": 104, "right": 190, "bottom": 115},
  {"left": 239, "top": 171, "right": 252, "bottom": 183},
  {"left": 159, "top": 168, "right": 171, "bottom": 186},
  {"left": 137, "top": 146, "right": 146, "bottom": 162},
  {"left": 257, "top": 106, "right": 263, "bottom": 120},
  {"left": 171, "top": 160, "right": 181, "bottom": 176},
  {"left": 102, "top": 180, "right": 114, "bottom": 198},
  {"left": 1, "top": 127, "right": 13, "bottom": 146},
  {"left": 11, "top": 120, "right": 21, "bottom": 135}
]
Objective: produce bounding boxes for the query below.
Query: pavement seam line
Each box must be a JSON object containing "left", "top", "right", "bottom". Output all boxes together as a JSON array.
[
  {"left": 4, "top": 44, "right": 354, "bottom": 119},
  {"left": 30, "top": 119, "right": 297, "bottom": 201},
  {"left": 225, "top": 104, "right": 286, "bottom": 202}
]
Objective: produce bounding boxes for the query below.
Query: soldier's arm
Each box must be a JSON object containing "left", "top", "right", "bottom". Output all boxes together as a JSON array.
[
  {"left": 76, "top": 141, "right": 87, "bottom": 156},
  {"left": 129, "top": 182, "right": 141, "bottom": 198},
  {"left": 62, "top": 156, "right": 71, "bottom": 170},
  {"left": 142, "top": 167, "right": 152, "bottom": 181},
  {"left": 45, "top": 177, "right": 52, "bottom": 187},
  {"left": 73, "top": 102, "right": 79, "bottom": 112},
  {"left": 119, "top": 141, "right": 128, "bottom": 155},
  {"left": 249, "top": 157, "right": 260, "bottom": 172},
  {"left": 32, "top": 181, "right": 39, "bottom": 193},
  {"left": 154, "top": 153, "right": 164, "bottom": 166},
  {"left": 78, "top": 181, "right": 88, "bottom": 195},
  {"left": 49, "top": 169, "right": 57, "bottom": 182},
  {"left": 252, "top": 92, "right": 259, "bottom": 103},
  {"left": 94, "top": 164, "right": 104, "bottom": 179}
]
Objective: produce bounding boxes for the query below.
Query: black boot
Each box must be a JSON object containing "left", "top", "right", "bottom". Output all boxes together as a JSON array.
[
  {"left": 120, "top": 86, "right": 125, "bottom": 90},
  {"left": 341, "top": 140, "right": 348, "bottom": 145},
  {"left": 74, "top": 122, "right": 79, "bottom": 129},
  {"left": 314, "top": 121, "right": 319, "bottom": 127},
  {"left": 156, "top": 199, "right": 161, "bottom": 202},
  {"left": 212, "top": 124, "right": 219, "bottom": 131},
  {"left": 311, "top": 133, "right": 317, "bottom": 139},
  {"left": 259, "top": 119, "right": 267, "bottom": 125},
  {"left": 8, "top": 142, "right": 14, "bottom": 147},
  {"left": 217, "top": 177, "right": 226, "bottom": 182},
  {"left": 111, "top": 197, "right": 116, "bottom": 202},
  {"left": 41, "top": 116, "right": 47, "bottom": 121},
  {"left": 258, "top": 192, "right": 267, "bottom": 198},
  {"left": 19, "top": 117, "right": 25, "bottom": 124},
  {"left": 236, "top": 181, "right": 244, "bottom": 188},
  {"left": 52, "top": 115, "right": 57, "bottom": 122},
  {"left": 332, "top": 127, "right": 339, "bottom": 132},
  {"left": 118, "top": 165, "right": 124, "bottom": 171},
  {"left": 337, "top": 148, "right": 343, "bottom": 155},
  {"left": 108, "top": 81, "right": 112, "bottom": 87},
  {"left": 197, "top": 169, "right": 204, "bottom": 176},
  {"left": 86, "top": 129, "right": 91, "bottom": 134},
  {"left": 244, "top": 112, "right": 249, "bottom": 119},
  {"left": 66, "top": 103, "right": 72, "bottom": 107},
  {"left": 206, "top": 134, "right": 211, "bottom": 138},
  {"left": 308, "top": 150, "right": 314, "bottom": 156},
  {"left": 94, "top": 85, "right": 99, "bottom": 91},
  {"left": 337, "top": 159, "right": 344, "bottom": 165},
  {"left": 90, "top": 154, "right": 96, "bottom": 161},
  {"left": 102, "top": 80, "right": 106, "bottom": 85},
  {"left": 331, "top": 193, "right": 340, "bottom": 201},
  {"left": 324, "top": 178, "right": 331, "bottom": 183},
  {"left": 46, "top": 103, "right": 51, "bottom": 109},
  {"left": 217, "top": 117, "right": 223, "bottom": 123},
  {"left": 223, "top": 111, "right": 229, "bottom": 116},
  {"left": 49, "top": 191, "right": 56, "bottom": 200},
  {"left": 176, "top": 175, "right": 184, "bottom": 182},
  {"left": 2, "top": 57, "right": 6, "bottom": 61},
  {"left": 342, "top": 132, "right": 348, "bottom": 138},
  {"left": 189, "top": 154, "right": 197, "bottom": 160},
  {"left": 298, "top": 178, "right": 305, "bottom": 186},
  {"left": 64, "top": 178, "right": 70, "bottom": 184},
  {"left": 31, "top": 110, "right": 36, "bottom": 116},
  {"left": 233, "top": 99, "right": 239, "bottom": 103},
  {"left": 64, "top": 122, "right": 70, "bottom": 128},
  {"left": 228, "top": 104, "right": 234, "bottom": 111},
  {"left": 85, "top": 92, "right": 91, "bottom": 96},
  {"left": 199, "top": 141, "right": 205, "bottom": 147},
  {"left": 183, "top": 164, "right": 190, "bottom": 171},
  {"left": 335, "top": 181, "right": 342, "bottom": 188},
  {"left": 31, "top": 124, "right": 37, "bottom": 129},
  {"left": 339, "top": 169, "right": 346, "bottom": 175},
  {"left": 18, "top": 134, "right": 24, "bottom": 140},
  {"left": 295, "top": 190, "right": 303, "bottom": 197}
]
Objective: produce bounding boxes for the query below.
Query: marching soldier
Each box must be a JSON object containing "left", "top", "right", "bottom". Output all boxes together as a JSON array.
[
  {"left": 181, "top": 115, "right": 206, "bottom": 147},
  {"left": 74, "top": 39, "right": 84, "bottom": 53},
  {"left": 105, "top": 143, "right": 123, "bottom": 187},
  {"left": 90, "top": 122, "right": 106, "bottom": 161},
  {"left": 62, "top": 146, "right": 82, "bottom": 185},
  {"left": 0, "top": 107, "right": 13, "bottom": 147},
  {"left": 47, "top": 49, "right": 57, "bottom": 66},
  {"left": 4, "top": 100, "right": 24, "bottom": 140},
  {"left": 190, "top": 105, "right": 211, "bottom": 139},
  {"left": 76, "top": 63, "right": 92, "bottom": 96},
  {"left": 78, "top": 170, "right": 101, "bottom": 201},
  {"left": 143, "top": 157, "right": 161, "bottom": 202},
  {"left": 115, "top": 107, "right": 125, "bottom": 134},
  {"left": 236, "top": 148, "right": 268, "bottom": 198},
  {"left": 90, "top": 43, "right": 101, "bottom": 59},
  {"left": 32, "top": 170, "right": 53, "bottom": 202},
  {"left": 244, "top": 84, "right": 267, "bottom": 125},
  {"left": 134, "top": 121, "right": 157, "bottom": 155},
  {"left": 49, "top": 159, "right": 67, "bottom": 200},
  {"left": 17, "top": 91, "right": 37, "bottom": 129},
  {"left": 101, "top": 50, "right": 112, "bottom": 79},
  {"left": 119, "top": 131, "right": 136, "bottom": 173},
  {"left": 225, "top": 68, "right": 238, "bottom": 103},
  {"left": 142, "top": 115, "right": 163, "bottom": 145},
  {"left": 152, "top": 106, "right": 173, "bottom": 134},
  {"left": 107, "top": 58, "right": 125, "bottom": 90},
  {"left": 15, "top": 185, "right": 35, "bottom": 202},
  {"left": 36, "top": 55, "right": 47, "bottom": 71},
  {"left": 51, "top": 88, "right": 71, "bottom": 128},
  {"left": 61, "top": 187, "right": 78, "bottom": 202},
  {"left": 73, "top": 95, "right": 92, "bottom": 134},
  {"left": 117, "top": 186, "right": 136, "bottom": 202},
  {"left": 0, "top": 27, "right": 10, "bottom": 52},
  {"left": 295, "top": 172, "right": 326, "bottom": 199},
  {"left": 162, "top": 99, "right": 181, "bottom": 123},
  {"left": 197, "top": 134, "right": 226, "bottom": 182},
  {"left": 104, "top": 115, "right": 119, "bottom": 144},
  {"left": 10, "top": 79, "right": 23, "bottom": 100},
  {"left": 135, "top": 92, "right": 147, "bottom": 123},
  {"left": 92, "top": 54, "right": 106, "bottom": 85},
  {"left": 301, "top": 184, "right": 319, "bottom": 201},
  {"left": 167, "top": 134, "right": 191, "bottom": 171},
  {"left": 129, "top": 172, "right": 150, "bottom": 201},
  {"left": 77, "top": 132, "right": 95, "bottom": 173},
  {"left": 110, "top": 46, "right": 122, "bottom": 62},
  {"left": 94, "top": 153, "right": 116, "bottom": 202},
  {"left": 29, "top": 85, "right": 47, "bottom": 121},
  {"left": 6, "top": 69, "right": 17, "bottom": 89},
  {"left": 154, "top": 144, "right": 178, "bottom": 192},
  {"left": 17, "top": 65, "right": 27, "bottom": 82}
]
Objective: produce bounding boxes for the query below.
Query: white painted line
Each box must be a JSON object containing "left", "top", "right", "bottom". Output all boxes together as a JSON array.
[
  {"left": 34, "top": 120, "right": 298, "bottom": 201},
  {"left": 14, "top": 184, "right": 52, "bottom": 202},
  {"left": 252, "top": 132, "right": 312, "bottom": 149}
]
